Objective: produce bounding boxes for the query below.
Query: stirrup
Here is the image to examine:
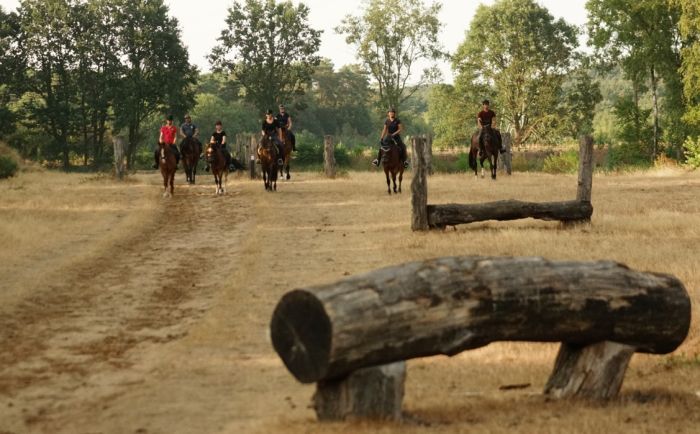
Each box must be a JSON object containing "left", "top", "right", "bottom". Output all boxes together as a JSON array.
[
  {"left": 277, "top": 158, "right": 283, "bottom": 165},
  {"left": 372, "top": 159, "right": 379, "bottom": 166},
  {"left": 403, "top": 161, "right": 409, "bottom": 168}
]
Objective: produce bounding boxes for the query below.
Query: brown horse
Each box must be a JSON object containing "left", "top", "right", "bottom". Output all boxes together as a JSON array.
[
  {"left": 259, "top": 134, "right": 279, "bottom": 191},
  {"left": 206, "top": 142, "right": 228, "bottom": 195},
  {"left": 159, "top": 142, "right": 177, "bottom": 198},
  {"left": 380, "top": 137, "right": 404, "bottom": 194},
  {"left": 278, "top": 127, "right": 293, "bottom": 180},
  {"left": 180, "top": 136, "right": 202, "bottom": 184},
  {"left": 469, "top": 126, "right": 500, "bottom": 180}
]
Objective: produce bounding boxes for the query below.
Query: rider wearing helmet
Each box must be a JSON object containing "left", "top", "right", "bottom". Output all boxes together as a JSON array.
[
  {"left": 153, "top": 114, "right": 180, "bottom": 169},
  {"left": 372, "top": 108, "right": 408, "bottom": 168},
  {"left": 275, "top": 104, "right": 296, "bottom": 151},
  {"left": 477, "top": 100, "right": 505, "bottom": 154},
  {"left": 260, "top": 110, "right": 284, "bottom": 166}
]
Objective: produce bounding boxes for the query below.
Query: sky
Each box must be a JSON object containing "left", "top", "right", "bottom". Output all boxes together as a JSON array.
[{"left": 0, "top": 0, "right": 589, "bottom": 83}]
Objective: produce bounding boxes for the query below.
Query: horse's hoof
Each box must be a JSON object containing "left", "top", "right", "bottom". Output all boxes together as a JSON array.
[{"left": 286, "top": 174, "right": 290, "bottom": 180}]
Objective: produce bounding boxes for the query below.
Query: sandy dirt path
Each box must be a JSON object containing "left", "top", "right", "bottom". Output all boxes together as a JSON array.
[{"left": 1, "top": 169, "right": 699, "bottom": 434}]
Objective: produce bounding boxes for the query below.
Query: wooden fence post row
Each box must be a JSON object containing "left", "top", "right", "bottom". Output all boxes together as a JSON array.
[{"left": 270, "top": 256, "right": 690, "bottom": 421}]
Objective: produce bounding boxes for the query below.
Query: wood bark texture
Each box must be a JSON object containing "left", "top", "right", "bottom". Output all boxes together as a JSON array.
[
  {"left": 544, "top": 341, "right": 634, "bottom": 400},
  {"left": 411, "top": 137, "right": 429, "bottom": 231},
  {"left": 270, "top": 256, "right": 690, "bottom": 383},
  {"left": 577, "top": 135, "right": 594, "bottom": 203},
  {"left": 313, "top": 362, "right": 406, "bottom": 421},
  {"left": 324, "top": 135, "right": 336, "bottom": 179},
  {"left": 427, "top": 200, "right": 593, "bottom": 228}
]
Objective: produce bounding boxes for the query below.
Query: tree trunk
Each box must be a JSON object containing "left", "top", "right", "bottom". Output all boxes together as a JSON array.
[
  {"left": 577, "top": 135, "right": 594, "bottom": 204},
  {"left": 650, "top": 65, "right": 659, "bottom": 162},
  {"left": 427, "top": 200, "right": 593, "bottom": 228},
  {"left": 324, "top": 135, "right": 336, "bottom": 178},
  {"left": 270, "top": 256, "right": 690, "bottom": 383},
  {"left": 499, "top": 132, "right": 512, "bottom": 175}
]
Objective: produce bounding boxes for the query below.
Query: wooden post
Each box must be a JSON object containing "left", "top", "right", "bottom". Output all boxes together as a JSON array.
[
  {"left": 411, "top": 136, "right": 429, "bottom": 231},
  {"left": 112, "top": 136, "right": 127, "bottom": 180},
  {"left": 249, "top": 134, "right": 258, "bottom": 180},
  {"left": 501, "top": 132, "right": 512, "bottom": 175},
  {"left": 324, "top": 135, "right": 336, "bottom": 178},
  {"left": 313, "top": 362, "right": 406, "bottom": 421},
  {"left": 424, "top": 134, "right": 433, "bottom": 175},
  {"left": 271, "top": 256, "right": 690, "bottom": 384},
  {"left": 545, "top": 341, "right": 635, "bottom": 400},
  {"left": 577, "top": 135, "right": 594, "bottom": 203}
]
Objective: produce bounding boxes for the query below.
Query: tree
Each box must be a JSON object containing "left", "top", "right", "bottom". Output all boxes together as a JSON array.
[
  {"left": 675, "top": 0, "right": 700, "bottom": 130},
  {"left": 17, "top": 0, "right": 79, "bottom": 169},
  {"left": 336, "top": 0, "right": 444, "bottom": 111},
  {"left": 109, "top": 0, "right": 197, "bottom": 167},
  {"left": 210, "top": 0, "right": 322, "bottom": 113},
  {"left": 587, "top": 0, "right": 683, "bottom": 159},
  {"left": 0, "top": 6, "right": 23, "bottom": 138},
  {"left": 452, "top": 0, "right": 578, "bottom": 146},
  {"left": 558, "top": 62, "right": 603, "bottom": 140}
]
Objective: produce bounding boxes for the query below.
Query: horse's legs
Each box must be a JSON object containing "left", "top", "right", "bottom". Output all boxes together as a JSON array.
[
  {"left": 170, "top": 170, "right": 175, "bottom": 196},
  {"left": 480, "top": 156, "right": 487, "bottom": 178},
  {"left": 223, "top": 171, "right": 228, "bottom": 194},
  {"left": 398, "top": 170, "right": 403, "bottom": 193},
  {"left": 491, "top": 154, "right": 498, "bottom": 180},
  {"left": 285, "top": 160, "right": 290, "bottom": 180},
  {"left": 392, "top": 171, "right": 398, "bottom": 193},
  {"left": 385, "top": 169, "right": 391, "bottom": 194}
]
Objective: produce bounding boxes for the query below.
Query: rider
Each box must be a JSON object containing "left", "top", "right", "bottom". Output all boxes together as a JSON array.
[
  {"left": 205, "top": 120, "right": 234, "bottom": 172},
  {"left": 153, "top": 114, "right": 180, "bottom": 169},
  {"left": 179, "top": 114, "right": 199, "bottom": 144},
  {"left": 275, "top": 104, "right": 296, "bottom": 151},
  {"left": 260, "top": 110, "right": 284, "bottom": 166},
  {"left": 372, "top": 108, "right": 408, "bottom": 168},
  {"left": 477, "top": 100, "right": 505, "bottom": 154}
]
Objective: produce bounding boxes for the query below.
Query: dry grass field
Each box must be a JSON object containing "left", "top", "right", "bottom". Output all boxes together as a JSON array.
[{"left": 0, "top": 166, "right": 699, "bottom": 434}]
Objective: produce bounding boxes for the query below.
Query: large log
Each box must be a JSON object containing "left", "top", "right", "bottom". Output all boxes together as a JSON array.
[
  {"left": 270, "top": 256, "right": 690, "bottom": 384},
  {"left": 427, "top": 200, "right": 593, "bottom": 228}
]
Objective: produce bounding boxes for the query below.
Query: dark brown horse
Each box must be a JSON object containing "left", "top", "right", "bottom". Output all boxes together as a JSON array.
[
  {"left": 259, "top": 134, "right": 279, "bottom": 191},
  {"left": 180, "top": 136, "right": 202, "bottom": 184},
  {"left": 381, "top": 138, "right": 404, "bottom": 194},
  {"left": 278, "top": 127, "right": 293, "bottom": 180},
  {"left": 206, "top": 142, "right": 228, "bottom": 195},
  {"left": 159, "top": 142, "right": 177, "bottom": 198},
  {"left": 469, "top": 126, "right": 500, "bottom": 180}
]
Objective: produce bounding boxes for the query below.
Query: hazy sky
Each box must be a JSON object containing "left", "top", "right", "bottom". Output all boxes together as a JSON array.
[{"left": 0, "top": 0, "right": 589, "bottom": 82}]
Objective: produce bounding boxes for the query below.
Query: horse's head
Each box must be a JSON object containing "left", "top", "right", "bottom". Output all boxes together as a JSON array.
[{"left": 206, "top": 143, "right": 219, "bottom": 164}]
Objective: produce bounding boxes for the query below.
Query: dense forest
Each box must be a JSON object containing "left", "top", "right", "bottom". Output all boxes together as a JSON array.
[{"left": 1, "top": 0, "right": 700, "bottom": 173}]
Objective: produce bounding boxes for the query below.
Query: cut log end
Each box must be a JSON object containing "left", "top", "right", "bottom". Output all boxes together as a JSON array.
[{"left": 270, "top": 290, "right": 332, "bottom": 383}]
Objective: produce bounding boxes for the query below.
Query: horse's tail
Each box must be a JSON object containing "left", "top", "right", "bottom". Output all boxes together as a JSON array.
[{"left": 468, "top": 148, "right": 477, "bottom": 171}]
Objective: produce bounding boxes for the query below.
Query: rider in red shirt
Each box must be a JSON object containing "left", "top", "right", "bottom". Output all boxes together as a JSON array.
[
  {"left": 477, "top": 100, "right": 505, "bottom": 154},
  {"left": 153, "top": 114, "right": 180, "bottom": 169}
]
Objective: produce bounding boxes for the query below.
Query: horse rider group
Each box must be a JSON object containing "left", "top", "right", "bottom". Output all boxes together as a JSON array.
[{"left": 155, "top": 100, "right": 503, "bottom": 172}]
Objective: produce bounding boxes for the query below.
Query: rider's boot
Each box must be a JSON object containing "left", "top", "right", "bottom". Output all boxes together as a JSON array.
[
  {"left": 153, "top": 150, "right": 159, "bottom": 170},
  {"left": 372, "top": 149, "right": 382, "bottom": 166},
  {"left": 277, "top": 145, "right": 284, "bottom": 166}
]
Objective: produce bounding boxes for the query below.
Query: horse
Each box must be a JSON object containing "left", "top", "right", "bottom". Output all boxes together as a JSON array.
[
  {"left": 259, "top": 134, "right": 279, "bottom": 192},
  {"left": 206, "top": 142, "right": 228, "bottom": 195},
  {"left": 380, "top": 137, "right": 404, "bottom": 194},
  {"left": 469, "top": 126, "right": 500, "bottom": 180},
  {"left": 159, "top": 142, "right": 177, "bottom": 198},
  {"left": 180, "top": 136, "right": 202, "bottom": 184},
  {"left": 278, "top": 127, "right": 293, "bottom": 180}
]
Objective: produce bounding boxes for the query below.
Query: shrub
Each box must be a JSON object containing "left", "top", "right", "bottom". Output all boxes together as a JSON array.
[
  {"left": 605, "top": 143, "right": 652, "bottom": 170},
  {"left": 542, "top": 150, "right": 579, "bottom": 174},
  {"left": 0, "top": 154, "right": 19, "bottom": 179},
  {"left": 683, "top": 136, "right": 700, "bottom": 169}
]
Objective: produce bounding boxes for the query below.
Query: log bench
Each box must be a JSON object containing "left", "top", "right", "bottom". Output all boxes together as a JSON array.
[{"left": 270, "top": 256, "right": 691, "bottom": 421}]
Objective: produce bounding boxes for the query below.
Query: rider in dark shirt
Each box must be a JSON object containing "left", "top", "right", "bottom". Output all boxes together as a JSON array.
[
  {"left": 275, "top": 104, "right": 296, "bottom": 151},
  {"left": 477, "top": 99, "right": 505, "bottom": 153},
  {"left": 260, "top": 110, "right": 284, "bottom": 165},
  {"left": 204, "top": 120, "right": 235, "bottom": 171},
  {"left": 372, "top": 108, "right": 408, "bottom": 168}
]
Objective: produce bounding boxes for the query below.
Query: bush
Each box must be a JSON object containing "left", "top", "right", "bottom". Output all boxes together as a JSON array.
[
  {"left": 605, "top": 143, "right": 652, "bottom": 170},
  {"left": 0, "top": 154, "right": 19, "bottom": 179},
  {"left": 542, "top": 150, "right": 579, "bottom": 174},
  {"left": 683, "top": 136, "right": 700, "bottom": 169}
]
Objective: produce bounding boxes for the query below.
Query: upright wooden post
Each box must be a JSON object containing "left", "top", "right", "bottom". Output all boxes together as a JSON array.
[
  {"left": 501, "top": 132, "right": 512, "bottom": 175},
  {"left": 411, "top": 136, "right": 429, "bottom": 231},
  {"left": 324, "top": 135, "right": 336, "bottom": 178},
  {"left": 577, "top": 135, "right": 594, "bottom": 203},
  {"left": 424, "top": 134, "right": 433, "bottom": 175},
  {"left": 112, "top": 136, "right": 127, "bottom": 180},
  {"left": 249, "top": 134, "right": 258, "bottom": 180}
]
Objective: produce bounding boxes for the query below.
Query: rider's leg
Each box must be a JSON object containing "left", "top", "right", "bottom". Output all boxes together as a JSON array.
[
  {"left": 290, "top": 131, "right": 296, "bottom": 151},
  {"left": 399, "top": 140, "right": 409, "bottom": 168},
  {"left": 274, "top": 137, "right": 284, "bottom": 165},
  {"left": 153, "top": 148, "right": 160, "bottom": 169},
  {"left": 372, "top": 146, "right": 383, "bottom": 166}
]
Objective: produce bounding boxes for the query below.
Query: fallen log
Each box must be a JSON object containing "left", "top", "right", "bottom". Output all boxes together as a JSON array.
[
  {"left": 270, "top": 256, "right": 690, "bottom": 384},
  {"left": 427, "top": 200, "right": 593, "bottom": 228}
]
